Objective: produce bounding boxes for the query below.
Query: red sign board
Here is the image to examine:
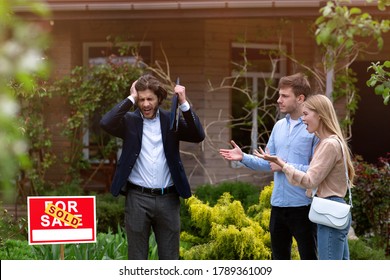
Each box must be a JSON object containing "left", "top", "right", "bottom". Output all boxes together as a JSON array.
[{"left": 28, "top": 196, "right": 96, "bottom": 245}]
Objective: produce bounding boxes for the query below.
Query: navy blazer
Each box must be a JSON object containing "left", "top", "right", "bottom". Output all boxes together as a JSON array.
[{"left": 100, "top": 98, "right": 205, "bottom": 198}]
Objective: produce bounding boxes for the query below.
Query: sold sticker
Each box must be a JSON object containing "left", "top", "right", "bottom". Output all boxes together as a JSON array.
[{"left": 44, "top": 203, "right": 81, "bottom": 228}]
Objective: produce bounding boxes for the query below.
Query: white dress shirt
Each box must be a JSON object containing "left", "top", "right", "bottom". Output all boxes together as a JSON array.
[{"left": 128, "top": 96, "right": 190, "bottom": 188}]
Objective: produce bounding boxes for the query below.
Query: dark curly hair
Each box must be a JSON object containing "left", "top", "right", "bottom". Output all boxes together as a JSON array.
[{"left": 135, "top": 74, "right": 168, "bottom": 105}]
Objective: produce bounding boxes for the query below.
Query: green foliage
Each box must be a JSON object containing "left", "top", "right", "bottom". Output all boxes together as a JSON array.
[
  {"left": 194, "top": 181, "right": 260, "bottom": 210},
  {"left": 65, "top": 228, "right": 127, "bottom": 260},
  {"left": 209, "top": 222, "right": 269, "bottom": 260},
  {"left": 0, "top": 204, "right": 28, "bottom": 243},
  {"left": 0, "top": 239, "right": 36, "bottom": 260},
  {"left": 180, "top": 181, "right": 260, "bottom": 238},
  {"left": 313, "top": 0, "right": 389, "bottom": 136},
  {"left": 51, "top": 58, "right": 142, "bottom": 181},
  {"left": 184, "top": 196, "right": 213, "bottom": 238},
  {"left": 95, "top": 193, "right": 125, "bottom": 234},
  {"left": 247, "top": 183, "right": 273, "bottom": 230},
  {"left": 181, "top": 193, "right": 271, "bottom": 260},
  {"left": 2, "top": 228, "right": 385, "bottom": 260},
  {"left": 367, "top": 61, "right": 390, "bottom": 105},
  {"left": 0, "top": 0, "right": 50, "bottom": 191},
  {"left": 42, "top": 179, "right": 84, "bottom": 196},
  {"left": 315, "top": 0, "right": 388, "bottom": 54},
  {"left": 367, "top": 0, "right": 390, "bottom": 11},
  {"left": 8, "top": 81, "right": 56, "bottom": 196},
  {"left": 249, "top": 182, "right": 272, "bottom": 211},
  {"left": 180, "top": 182, "right": 302, "bottom": 260},
  {"left": 351, "top": 154, "right": 390, "bottom": 254},
  {"left": 148, "top": 232, "right": 159, "bottom": 260},
  {"left": 0, "top": 226, "right": 161, "bottom": 260},
  {"left": 28, "top": 228, "right": 127, "bottom": 260},
  {"left": 349, "top": 238, "right": 388, "bottom": 260}
]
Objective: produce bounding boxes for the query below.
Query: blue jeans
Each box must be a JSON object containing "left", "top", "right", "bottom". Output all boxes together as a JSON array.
[{"left": 317, "top": 196, "right": 352, "bottom": 260}]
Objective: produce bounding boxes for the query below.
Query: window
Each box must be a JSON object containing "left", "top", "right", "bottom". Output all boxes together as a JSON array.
[
  {"left": 231, "top": 43, "right": 286, "bottom": 154},
  {"left": 82, "top": 42, "right": 152, "bottom": 161},
  {"left": 83, "top": 42, "right": 152, "bottom": 67}
]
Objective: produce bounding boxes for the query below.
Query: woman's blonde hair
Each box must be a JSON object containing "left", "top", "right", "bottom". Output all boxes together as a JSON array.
[{"left": 304, "top": 94, "right": 355, "bottom": 183}]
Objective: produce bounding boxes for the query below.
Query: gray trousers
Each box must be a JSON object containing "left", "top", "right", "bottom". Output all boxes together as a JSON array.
[{"left": 124, "top": 188, "right": 181, "bottom": 259}]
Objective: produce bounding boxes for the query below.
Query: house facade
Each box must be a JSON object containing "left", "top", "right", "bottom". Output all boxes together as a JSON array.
[{"left": 17, "top": 0, "right": 390, "bottom": 192}]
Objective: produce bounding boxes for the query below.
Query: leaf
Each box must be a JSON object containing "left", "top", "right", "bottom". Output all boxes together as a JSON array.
[
  {"left": 377, "top": 37, "right": 384, "bottom": 49},
  {"left": 366, "top": 78, "right": 377, "bottom": 87},
  {"left": 337, "top": 35, "right": 345, "bottom": 45},
  {"left": 323, "top": 6, "right": 333, "bottom": 17},
  {"left": 374, "top": 84, "right": 384, "bottom": 95},
  {"left": 315, "top": 16, "right": 326, "bottom": 25},
  {"left": 316, "top": 28, "right": 331, "bottom": 45},
  {"left": 384, "top": 94, "right": 390, "bottom": 105},
  {"left": 350, "top": 7, "right": 362, "bottom": 15}
]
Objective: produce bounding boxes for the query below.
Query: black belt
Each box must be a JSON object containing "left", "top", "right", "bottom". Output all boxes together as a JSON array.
[{"left": 127, "top": 182, "right": 176, "bottom": 195}]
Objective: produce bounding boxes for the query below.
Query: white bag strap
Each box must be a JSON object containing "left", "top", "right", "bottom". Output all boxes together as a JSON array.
[{"left": 312, "top": 136, "right": 352, "bottom": 207}]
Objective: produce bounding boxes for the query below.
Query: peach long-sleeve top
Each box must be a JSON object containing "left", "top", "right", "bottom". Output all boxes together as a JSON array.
[{"left": 282, "top": 135, "right": 348, "bottom": 198}]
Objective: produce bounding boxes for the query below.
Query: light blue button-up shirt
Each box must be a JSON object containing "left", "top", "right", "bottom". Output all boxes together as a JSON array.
[{"left": 241, "top": 114, "right": 319, "bottom": 207}]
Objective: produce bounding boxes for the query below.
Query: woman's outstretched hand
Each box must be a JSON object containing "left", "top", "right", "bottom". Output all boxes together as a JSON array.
[{"left": 253, "top": 146, "right": 285, "bottom": 168}]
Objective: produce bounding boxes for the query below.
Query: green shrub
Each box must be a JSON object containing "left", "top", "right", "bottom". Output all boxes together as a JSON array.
[
  {"left": 63, "top": 228, "right": 127, "bottom": 260},
  {"left": 352, "top": 153, "right": 390, "bottom": 255},
  {"left": 193, "top": 181, "right": 261, "bottom": 210},
  {"left": 181, "top": 191, "right": 272, "bottom": 260},
  {"left": 180, "top": 181, "right": 261, "bottom": 236},
  {"left": 0, "top": 226, "right": 163, "bottom": 260},
  {"left": 42, "top": 179, "right": 84, "bottom": 196},
  {"left": 247, "top": 183, "right": 273, "bottom": 230},
  {"left": 180, "top": 182, "right": 302, "bottom": 260},
  {"left": 349, "top": 238, "right": 388, "bottom": 260},
  {"left": 0, "top": 204, "right": 27, "bottom": 243},
  {"left": 0, "top": 239, "right": 35, "bottom": 260},
  {"left": 95, "top": 193, "right": 125, "bottom": 234},
  {"left": 0, "top": 228, "right": 128, "bottom": 260}
]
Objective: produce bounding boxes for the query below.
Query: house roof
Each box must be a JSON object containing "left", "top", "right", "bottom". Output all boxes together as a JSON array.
[{"left": 17, "top": 0, "right": 384, "bottom": 20}]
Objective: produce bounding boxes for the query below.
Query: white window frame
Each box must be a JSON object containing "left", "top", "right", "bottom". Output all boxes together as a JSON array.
[
  {"left": 231, "top": 42, "right": 287, "bottom": 79},
  {"left": 230, "top": 42, "right": 287, "bottom": 168}
]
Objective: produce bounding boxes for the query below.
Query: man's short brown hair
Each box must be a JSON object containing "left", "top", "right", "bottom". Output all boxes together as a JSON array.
[{"left": 278, "top": 73, "right": 311, "bottom": 99}]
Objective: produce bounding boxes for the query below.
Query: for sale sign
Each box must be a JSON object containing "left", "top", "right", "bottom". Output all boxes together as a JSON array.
[{"left": 28, "top": 196, "right": 96, "bottom": 245}]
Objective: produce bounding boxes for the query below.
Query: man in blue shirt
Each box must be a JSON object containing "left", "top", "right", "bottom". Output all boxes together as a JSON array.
[
  {"left": 100, "top": 74, "right": 205, "bottom": 259},
  {"left": 220, "top": 73, "right": 318, "bottom": 259}
]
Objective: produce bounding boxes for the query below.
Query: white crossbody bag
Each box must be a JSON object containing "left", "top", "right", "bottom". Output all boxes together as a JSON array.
[{"left": 308, "top": 137, "right": 352, "bottom": 230}]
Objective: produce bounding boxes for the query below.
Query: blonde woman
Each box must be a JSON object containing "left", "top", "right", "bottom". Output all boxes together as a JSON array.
[{"left": 255, "top": 94, "right": 355, "bottom": 260}]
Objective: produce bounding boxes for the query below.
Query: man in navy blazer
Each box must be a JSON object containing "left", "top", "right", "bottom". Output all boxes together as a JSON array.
[{"left": 100, "top": 74, "right": 205, "bottom": 259}]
